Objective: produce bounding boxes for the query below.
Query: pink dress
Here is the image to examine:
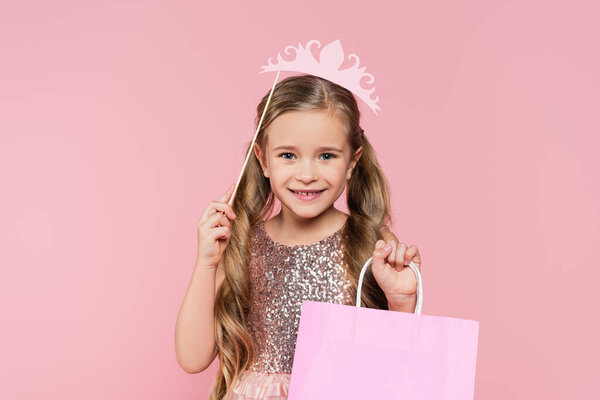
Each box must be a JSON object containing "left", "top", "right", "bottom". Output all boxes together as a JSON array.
[{"left": 228, "top": 219, "right": 354, "bottom": 399}]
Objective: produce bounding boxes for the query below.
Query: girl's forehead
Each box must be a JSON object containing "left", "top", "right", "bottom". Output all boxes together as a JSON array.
[{"left": 266, "top": 110, "right": 349, "bottom": 149}]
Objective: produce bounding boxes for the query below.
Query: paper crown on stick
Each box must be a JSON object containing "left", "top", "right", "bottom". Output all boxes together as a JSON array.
[
  {"left": 259, "top": 39, "right": 381, "bottom": 116},
  {"left": 227, "top": 39, "right": 381, "bottom": 207}
]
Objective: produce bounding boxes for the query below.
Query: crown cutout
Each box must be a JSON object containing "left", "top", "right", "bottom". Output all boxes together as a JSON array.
[{"left": 259, "top": 39, "right": 381, "bottom": 115}]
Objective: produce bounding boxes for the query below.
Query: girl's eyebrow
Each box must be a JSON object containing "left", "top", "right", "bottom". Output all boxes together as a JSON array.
[{"left": 272, "top": 145, "right": 343, "bottom": 152}]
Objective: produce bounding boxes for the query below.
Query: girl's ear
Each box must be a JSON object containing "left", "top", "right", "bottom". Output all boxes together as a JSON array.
[
  {"left": 346, "top": 145, "right": 363, "bottom": 180},
  {"left": 253, "top": 143, "right": 270, "bottom": 178}
]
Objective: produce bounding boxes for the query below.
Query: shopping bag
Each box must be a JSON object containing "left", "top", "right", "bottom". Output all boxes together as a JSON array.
[{"left": 288, "top": 257, "right": 479, "bottom": 399}]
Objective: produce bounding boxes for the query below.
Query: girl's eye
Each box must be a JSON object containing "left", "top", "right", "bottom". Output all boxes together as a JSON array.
[{"left": 278, "top": 153, "right": 337, "bottom": 160}]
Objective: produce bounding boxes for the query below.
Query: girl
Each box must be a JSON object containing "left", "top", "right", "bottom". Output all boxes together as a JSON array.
[{"left": 175, "top": 74, "right": 421, "bottom": 399}]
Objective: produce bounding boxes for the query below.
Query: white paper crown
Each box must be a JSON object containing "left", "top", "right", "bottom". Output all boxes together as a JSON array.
[{"left": 259, "top": 39, "right": 381, "bottom": 116}]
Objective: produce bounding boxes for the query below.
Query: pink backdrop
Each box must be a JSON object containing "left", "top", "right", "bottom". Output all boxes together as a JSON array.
[{"left": 1, "top": 1, "right": 598, "bottom": 398}]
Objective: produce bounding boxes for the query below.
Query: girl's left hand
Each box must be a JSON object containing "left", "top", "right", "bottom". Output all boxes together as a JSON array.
[{"left": 371, "top": 238, "right": 421, "bottom": 308}]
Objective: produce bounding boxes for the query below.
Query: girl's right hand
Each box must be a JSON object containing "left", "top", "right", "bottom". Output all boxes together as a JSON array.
[{"left": 196, "top": 183, "right": 237, "bottom": 270}]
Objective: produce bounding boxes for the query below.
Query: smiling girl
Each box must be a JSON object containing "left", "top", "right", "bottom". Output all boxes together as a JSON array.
[{"left": 175, "top": 74, "right": 422, "bottom": 399}]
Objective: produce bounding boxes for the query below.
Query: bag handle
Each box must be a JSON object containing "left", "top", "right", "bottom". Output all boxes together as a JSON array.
[{"left": 356, "top": 257, "right": 423, "bottom": 314}]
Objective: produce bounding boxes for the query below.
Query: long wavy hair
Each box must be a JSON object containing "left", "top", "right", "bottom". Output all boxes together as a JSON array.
[{"left": 209, "top": 74, "right": 393, "bottom": 399}]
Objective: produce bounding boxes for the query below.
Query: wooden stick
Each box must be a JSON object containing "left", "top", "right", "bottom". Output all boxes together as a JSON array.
[{"left": 227, "top": 70, "right": 281, "bottom": 207}]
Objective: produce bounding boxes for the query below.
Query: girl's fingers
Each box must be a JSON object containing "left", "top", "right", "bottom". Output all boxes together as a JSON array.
[
  {"left": 199, "top": 200, "right": 237, "bottom": 225},
  {"left": 397, "top": 242, "right": 408, "bottom": 266},
  {"left": 214, "top": 211, "right": 231, "bottom": 228},
  {"left": 373, "top": 240, "right": 390, "bottom": 259},
  {"left": 198, "top": 184, "right": 236, "bottom": 228},
  {"left": 371, "top": 240, "right": 396, "bottom": 291},
  {"left": 209, "top": 208, "right": 231, "bottom": 228},
  {"left": 372, "top": 240, "right": 391, "bottom": 270},
  {"left": 201, "top": 212, "right": 230, "bottom": 231},
  {"left": 405, "top": 245, "right": 420, "bottom": 269},
  {"left": 387, "top": 240, "right": 398, "bottom": 269},
  {"left": 210, "top": 225, "right": 230, "bottom": 241},
  {"left": 217, "top": 184, "right": 236, "bottom": 219}
]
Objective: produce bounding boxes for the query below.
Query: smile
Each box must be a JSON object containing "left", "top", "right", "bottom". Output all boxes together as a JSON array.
[{"left": 289, "top": 189, "right": 325, "bottom": 201}]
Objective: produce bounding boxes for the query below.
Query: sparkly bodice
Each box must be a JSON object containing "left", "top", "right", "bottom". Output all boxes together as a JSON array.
[{"left": 246, "top": 219, "right": 354, "bottom": 374}]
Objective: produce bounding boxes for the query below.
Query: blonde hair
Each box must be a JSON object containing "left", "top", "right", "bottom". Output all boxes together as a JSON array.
[{"left": 209, "top": 74, "right": 393, "bottom": 399}]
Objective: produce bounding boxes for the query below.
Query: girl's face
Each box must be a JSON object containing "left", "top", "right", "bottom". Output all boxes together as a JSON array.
[{"left": 254, "top": 110, "right": 363, "bottom": 221}]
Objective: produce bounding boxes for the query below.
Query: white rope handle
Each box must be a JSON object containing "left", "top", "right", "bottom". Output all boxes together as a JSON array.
[{"left": 355, "top": 257, "right": 423, "bottom": 314}]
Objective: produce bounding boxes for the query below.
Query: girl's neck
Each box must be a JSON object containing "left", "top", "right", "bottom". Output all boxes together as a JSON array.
[{"left": 266, "top": 208, "right": 348, "bottom": 246}]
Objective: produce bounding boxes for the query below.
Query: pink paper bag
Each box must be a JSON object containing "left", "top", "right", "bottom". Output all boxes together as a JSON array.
[{"left": 288, "top": 258, "right": 479, "bottom": 399}]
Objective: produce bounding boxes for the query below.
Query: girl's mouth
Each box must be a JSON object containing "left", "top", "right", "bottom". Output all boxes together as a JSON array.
[{"left": 289, "top": 189, "right": 325, "bottom": 201}]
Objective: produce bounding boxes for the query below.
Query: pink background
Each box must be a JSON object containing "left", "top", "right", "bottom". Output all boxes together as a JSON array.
[{"left": 1, "top": 1, "right": 598, "bottom": 399}]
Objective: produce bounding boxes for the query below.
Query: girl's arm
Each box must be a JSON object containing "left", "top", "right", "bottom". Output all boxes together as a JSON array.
[{"left": 174, "top": 258, "right": 225, "bottom": 374}]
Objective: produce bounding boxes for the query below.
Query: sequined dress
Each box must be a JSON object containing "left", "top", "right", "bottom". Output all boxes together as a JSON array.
[{"left": 229, "top": 219, "right": 354, "bottom": 399}]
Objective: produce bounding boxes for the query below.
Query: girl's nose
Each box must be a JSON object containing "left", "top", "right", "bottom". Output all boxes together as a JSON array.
[{"left": 296, "top": 159, "right": 317, "bottom": 181}]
